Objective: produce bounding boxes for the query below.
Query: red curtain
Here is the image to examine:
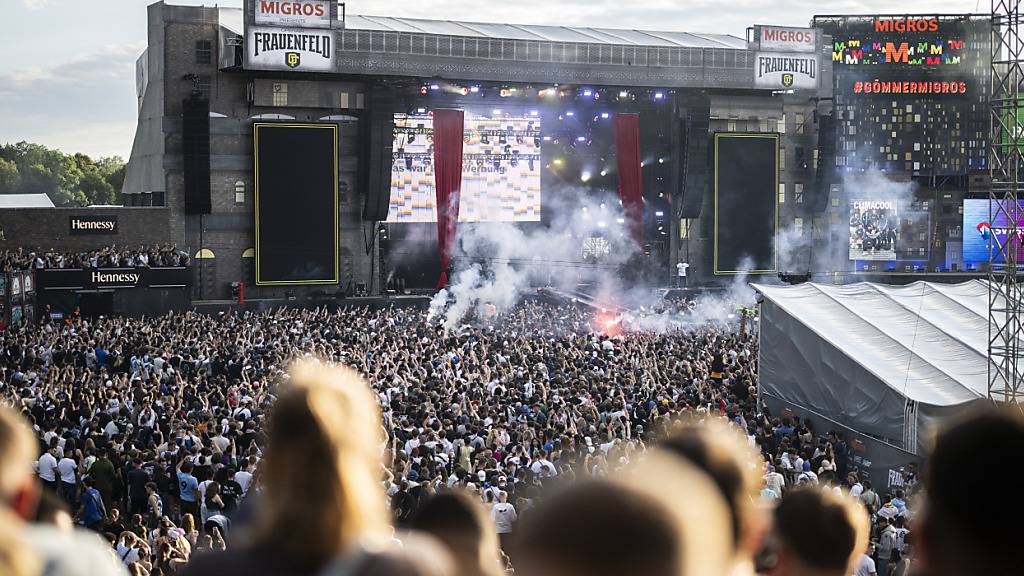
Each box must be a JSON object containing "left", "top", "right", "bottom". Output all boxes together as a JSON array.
[
  {"left": 613, "top": 113, "right": 644, "bottom": 247},
  {"left": 432, "top": 109, "right": 465, "bottom": 288}
]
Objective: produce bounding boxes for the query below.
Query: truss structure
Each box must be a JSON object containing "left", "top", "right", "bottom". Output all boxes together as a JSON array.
[{"left": 989, "top": 1, "right": 1024, "bottom": 404}]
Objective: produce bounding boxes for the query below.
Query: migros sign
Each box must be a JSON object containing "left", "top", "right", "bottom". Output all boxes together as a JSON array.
[
  {"left": 874, "top": 18, "right": 940, "bottom": 33},
  {"left": 254, "top": 0, "right": 331, "bottom": 28}
]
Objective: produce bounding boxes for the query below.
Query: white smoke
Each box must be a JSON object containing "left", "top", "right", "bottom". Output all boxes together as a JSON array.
[
  {"left": 774, "top": 168, "right": 918, "bottom": 281},
  {"left": 429, "top": 187, "right": 641, "bottom": 330}
]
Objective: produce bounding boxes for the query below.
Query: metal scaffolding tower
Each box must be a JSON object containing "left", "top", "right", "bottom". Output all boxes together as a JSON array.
[{"left": 990, "top": 1, "right": 1024, "bottom": 404}]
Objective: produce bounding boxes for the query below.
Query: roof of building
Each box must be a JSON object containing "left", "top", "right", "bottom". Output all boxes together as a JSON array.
[
  {"left": 0, "top": 194, "right": 56, "bottom": 208},
  {"left": 344, "top": 15, "right": 746, "bottom": 49},
  {"left": 212, "top": 6, "right": 745, "bottom": 49},
  {"left": 754, "top": 280, "right": 998, "bottom": 406}
]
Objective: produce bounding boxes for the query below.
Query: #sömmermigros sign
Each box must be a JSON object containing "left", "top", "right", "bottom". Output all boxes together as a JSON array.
[{"left": 246, "top": 26, "right": 333, "bottom": 71}]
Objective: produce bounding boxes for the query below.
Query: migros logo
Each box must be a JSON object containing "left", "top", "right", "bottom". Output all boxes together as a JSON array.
[
  {"left": 874, "top": 18, "right": 939, "bottom": 33},
  {"left": 259, "top": 1, "right": 325, "bottom": 17}
]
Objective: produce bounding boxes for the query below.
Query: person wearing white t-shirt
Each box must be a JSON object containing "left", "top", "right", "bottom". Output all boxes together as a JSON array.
[
  {"left": 855, "top": 552, "right": 878, "bottom": 576},
  {"left": 676, "top": 261, "right": 689, "bottom": 287},
  {"left": 57, "top": 455, "right": 78, "bottom": 505},
  {"left": 37, "top": 448, "right": 59, "bottom": 491},
  {"left": 491, "top": 491, "right": 517, "bottom": 549}
]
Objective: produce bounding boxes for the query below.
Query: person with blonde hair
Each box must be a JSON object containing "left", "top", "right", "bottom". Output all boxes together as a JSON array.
[
  {"left": 181, "top": 360, "right": 397, "bottom": 576},
  {"left": 516, "top": 451, "right": 733, "bottom": 576},
  {"left": 0, "top": 404, "right": 127, "bottom": 576},
  {"left": 660, "top": 420, "right": 768, "bottom": 576}
]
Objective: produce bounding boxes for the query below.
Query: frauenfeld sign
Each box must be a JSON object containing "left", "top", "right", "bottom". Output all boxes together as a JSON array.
[
  {"left": 254, "top": 0, "right": 330, "bottom": 28},
  {"left": 758, "top": 26, "right": 817, "bottom": 53},
  {"left": 754, "top": 52, "right": 818, "bottom": 89},
  {"left": 246, "top": 26, "right": 334, "bottom": 71}
]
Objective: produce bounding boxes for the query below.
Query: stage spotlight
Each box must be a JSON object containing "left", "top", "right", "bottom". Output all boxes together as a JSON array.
[
  {"left": 616, "top": 218, "right": 625, "bottom": 224},
  {"left": 470, "top": 85, "right": 480, "bottom": 93},
  {"left": 430, "top": 84, "right": 440, "bottom": 91},
  {"left": 654, "top": 91, "right": 665, "bottom": 99},
  {"left": 542, "top": 136, "right": 552, "bottom": 141},
  {"left": 553, "top": 158, "right": 563, "bottom": 166},
  {"left": 655, "top": 211, "right": 664, "bottom": 217},
  {"left": 492, "top": 109, "right": 502, "bottom": 115},
  {"left": 658, "top": 158, "right": 665, "bottom": 164},
  {"left": 530, "top": 110, "right": 539, "bottom": 116},
  {"left": 600, "top": 202, "right": 606, "bottom": 210},
  {"left": 600, "top": 170, "right": 607, "bottom": 177},
  {"left": 566, "top": 111, "right": 575, "bottom": 116},
  {"left": 581, "top": 172, "right": 591, "bottom": 182},
  {"left": 619, "top": 90, "right": 629, "bottom": 98},
  {"left": 416, "top": 108, "right": 426, "bottom": 114},
  {"left": 601, "top": 112, "right": 609, "bottom": 119},
  {"left": 420, "top": 85, "right": 429, "bottom": 94},
  {"left": 583, "top": 89, "right": 593, "bottom": 97},
  {"left": 576, "top": 136, "right": 586, "bottom": 142},
  {"left": 598, "top": 221, "right": 606, "bottom": 227},
  {"left": 459, "top": 87, "right": 470, "bottom": 96}
]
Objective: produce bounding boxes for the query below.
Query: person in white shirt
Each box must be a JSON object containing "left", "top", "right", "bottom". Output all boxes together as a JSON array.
[
  {"left": 491, "top": 491, "right": 517, "bottom": 538},
  {"left": 676, "top": 261, "right": 689, "bottom": 287},
  {"left": 37, "top": 448, "right": 59, "bottom": 491},
  {"left": 764, "top": 463, "right": 786, "bottom": 497},
  {"left": 57, "top": 455, "right": 78, "bottom": 506},
  {"left": 855, "top": 552, "right": 877, "bottom": 576},
  {"left": 234, "top": 457, "right": 256, "bottom": 496}
]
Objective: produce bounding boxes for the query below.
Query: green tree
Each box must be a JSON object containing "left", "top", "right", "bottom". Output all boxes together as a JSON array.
[
  {"left": 0, "top": 141, "right": 124, "bottom": 206},
  {"left": 0, "top": 157, "right": 19, "bottom": 193}
]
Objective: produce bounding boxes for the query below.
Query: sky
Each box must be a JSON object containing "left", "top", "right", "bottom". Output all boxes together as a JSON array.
[{"left": 0, "top": 0, "right": 981, "bottom": 160}]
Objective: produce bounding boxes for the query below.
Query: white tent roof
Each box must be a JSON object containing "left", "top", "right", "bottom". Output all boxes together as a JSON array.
[
  {"left": 753, "top": 280, "right": 998, "bottom": 407},
  {"left": 0, "top": 194, "right": 55, "bottom": 208}
]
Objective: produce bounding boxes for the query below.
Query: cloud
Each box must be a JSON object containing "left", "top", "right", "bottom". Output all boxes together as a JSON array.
[
  {"left": 0, "top": 42, "right": 143, "bottom": 158},
  {"left": 22, "top": 0, "right": 49, "bottom": 10}
]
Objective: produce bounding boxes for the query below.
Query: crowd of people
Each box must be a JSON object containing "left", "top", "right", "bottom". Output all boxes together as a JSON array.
[
  {"left": 0, "top": 246, "right": 190, "bottom": 272},
  {"left": 0, "top": 299, "right": 1019, "bottom": 576}
]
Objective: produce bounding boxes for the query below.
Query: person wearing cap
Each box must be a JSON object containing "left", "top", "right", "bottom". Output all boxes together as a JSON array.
[{"left": 797, "top": 461, "right": 818, "bottom": 486}]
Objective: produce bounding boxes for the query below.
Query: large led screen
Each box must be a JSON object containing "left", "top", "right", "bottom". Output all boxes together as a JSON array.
[
  {"left": 849, "top": 200, "right": 899, "bottom": 261},
  {"left": 254, "top": 123, "right": 338, "bottom": 285},
  {"left": 713, "top": 133, "right": 779, "bottom": 275},
  {"left": 388, "top": 112, "right": 541, "bottom": 223},
  {"left": 963, "top": 198, "right": 1024, "bottom": 266}
]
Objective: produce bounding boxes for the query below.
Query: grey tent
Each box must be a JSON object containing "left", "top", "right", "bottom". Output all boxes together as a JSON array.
[{"left": 753, "top": 280, "right": 1003, "bottom": 457}]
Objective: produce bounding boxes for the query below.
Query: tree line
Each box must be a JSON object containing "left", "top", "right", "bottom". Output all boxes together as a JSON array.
[{"left": 0, "top": 141, "right": 126, "bottom": 207}]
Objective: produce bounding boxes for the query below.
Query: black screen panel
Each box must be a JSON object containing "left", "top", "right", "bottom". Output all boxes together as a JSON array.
[
  {"left": 254, "top": 123, "right": 338, "bottom": 285},
  {"left": 714, "top": 133, "right": 778, "bottom": 274}
]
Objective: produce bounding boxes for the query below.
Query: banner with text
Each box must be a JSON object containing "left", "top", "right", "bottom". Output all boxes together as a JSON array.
[
  {"left": 754, "top": 52, "right": 819, "bottom": 89},
  {"left": 246, "top": 26, "right": 333, "bottom": 71},
  {"left": 757, "top": 26, "right": 817, "bottom": 53},
  {"left": 254, "top": 0, "right": 330, "bottom": 28},
  {"left": 69, "top": 215, "right": 118, "bottom": 235}
]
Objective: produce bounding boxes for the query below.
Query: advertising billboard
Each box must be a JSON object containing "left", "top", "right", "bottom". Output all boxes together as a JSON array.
[
  {"left": 757, "top": 26, "right": 817, "bottom": 52},
  {"left": 849, "top": 200, "right": 899, "bottom": 261},
  {"left": 754, "top": 52, "right": 819, "bottom": 89},
  {"left": 963, "top": 198, "right": 1024, "bottom": 266},
  {"left": 246, "top": 26, "right": 333, "bottom": 72},
  {"left": 254, "top": 0, "right": 331, "bottom": 28}
]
